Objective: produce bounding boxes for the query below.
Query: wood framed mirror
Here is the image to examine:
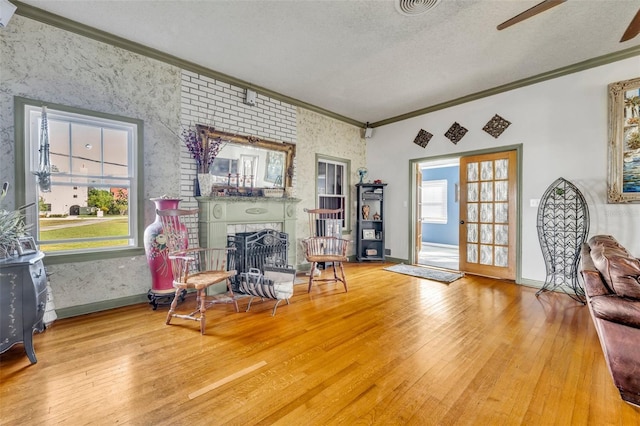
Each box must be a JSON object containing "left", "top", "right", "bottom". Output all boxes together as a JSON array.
[
  {"left": 196, "top": 125, "right": 296, "bottom": 190},
  {"left": 608, "top": 76, "right": 640, "bottom": 203}
]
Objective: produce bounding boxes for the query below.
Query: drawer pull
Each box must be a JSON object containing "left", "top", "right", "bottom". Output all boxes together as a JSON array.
[{"left": 32, "top": 269, "right": 43, "bottom": 279}]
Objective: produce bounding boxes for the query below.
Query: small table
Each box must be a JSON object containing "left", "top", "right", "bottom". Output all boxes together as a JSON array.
[{"left": 0, "top": 251, "right": 47, "bottom": 364}]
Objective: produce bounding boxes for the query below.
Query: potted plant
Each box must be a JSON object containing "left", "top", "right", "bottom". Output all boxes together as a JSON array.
[{"left": 0, "top": 182, "right": 32, "bottom": 258}]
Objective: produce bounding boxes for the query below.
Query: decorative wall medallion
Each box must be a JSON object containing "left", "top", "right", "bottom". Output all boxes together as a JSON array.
[
  {"left": 286, "top": 204, "right": 295, "bottom": 218},
  {"left": 444, "top": 122, "right": 468, "bottom": 144},
  {"left": 413, "top": 129, "right": 433, "bottom": 148},
  {"left": 212, "top": 204, "right": 223, "bottom": 219},
  {"left": 482, "top": 114, "right": 511, "bottom": 138}
]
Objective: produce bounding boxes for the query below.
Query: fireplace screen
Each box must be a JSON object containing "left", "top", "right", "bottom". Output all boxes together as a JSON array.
[{"left": 227, "top": 229, "right": 289, "bottom": 291}]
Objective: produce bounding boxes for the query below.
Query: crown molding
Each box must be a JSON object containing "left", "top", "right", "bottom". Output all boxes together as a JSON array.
[
  {"left": 370, "top": 44, "right": 640, "bottom": 128},
  {"left": 12, "top": 1, "right": 365, "bottom": 128},
  {"left": 13, "top": 1, "right": 640, "bottom": 130}
]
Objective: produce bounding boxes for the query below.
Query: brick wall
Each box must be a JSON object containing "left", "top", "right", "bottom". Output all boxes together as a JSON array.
[{"left": 179, "top": 70, "right": 297, "bottom": 208}]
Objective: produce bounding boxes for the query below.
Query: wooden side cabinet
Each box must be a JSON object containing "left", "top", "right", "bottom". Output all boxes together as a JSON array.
[
  {"left": 356, "top": 183, "right": 387, "bottom": 262},
  {"left": 0, "top": 251, "right": 47, "bottom": 364}
]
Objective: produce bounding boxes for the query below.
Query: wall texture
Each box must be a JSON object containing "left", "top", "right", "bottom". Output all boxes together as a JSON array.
[
  {"left": 1, "top": 15, "right": 364, "bottom": 312},
  {"left": 1, "top": 16, "right": 182, "bottom": 310},
  {"left": 295, "top": 107, "right": 367, "bottom": 262}
]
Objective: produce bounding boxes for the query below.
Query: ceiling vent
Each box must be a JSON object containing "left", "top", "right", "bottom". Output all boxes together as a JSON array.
[{"left": 395, "top": 0, "right": 441, "bottom": 17}]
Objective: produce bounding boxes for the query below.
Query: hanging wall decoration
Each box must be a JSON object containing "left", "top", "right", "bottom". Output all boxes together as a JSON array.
[
  {"left": 34, "top": 106, "right": 52, "bottom": 192},
  {"left": 413, "top": 129, "right": 433, "bottom": 148},
  {"left": 444, "top": 122, "right": 468, "bottom": 144},
  {"left": 482, "top": 114, "right": 511, "bottom": 138}
]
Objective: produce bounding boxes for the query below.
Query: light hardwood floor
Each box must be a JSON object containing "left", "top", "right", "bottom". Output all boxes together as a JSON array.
[{"left": 1, "top": 262, "right": 639, "bottom": 425}]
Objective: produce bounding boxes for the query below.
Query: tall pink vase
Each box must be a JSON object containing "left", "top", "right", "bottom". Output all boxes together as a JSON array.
[{"left": 144, "top": 197, "right": 182, "bottom": 308}]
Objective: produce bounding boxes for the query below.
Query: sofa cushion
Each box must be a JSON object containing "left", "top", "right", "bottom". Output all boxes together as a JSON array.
[
  {"left": 588, "top": 235, "right": 631, "bottom": 255},
  {"left": 590, "top": 294, "right": 640, "bottom": 329},
  {"left": 590, "top": 245, "right": 640, "bottom": 299}
]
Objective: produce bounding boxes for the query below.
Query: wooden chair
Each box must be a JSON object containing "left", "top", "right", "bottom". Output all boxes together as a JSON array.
[
  {"left": 302, "top": 208, "right": 349, "bottom": 293},
  {"left": 157, "top": 208, "right": 239, "bottom": 334}
]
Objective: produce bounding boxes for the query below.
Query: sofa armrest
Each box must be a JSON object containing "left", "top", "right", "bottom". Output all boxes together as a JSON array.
[{"left": 590, "top": 295, "right": 640, "bottom": 329}]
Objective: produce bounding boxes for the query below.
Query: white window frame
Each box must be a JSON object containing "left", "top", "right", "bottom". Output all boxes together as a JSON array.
[
  {"left": 15, "top": 97, "right": 144, "bottom": 263},
  {"left": 422, "top": 179, "right": 448, "bottom": 224},
  {"left": 316, "top": 155, "right": 350, "bottom": 232}
]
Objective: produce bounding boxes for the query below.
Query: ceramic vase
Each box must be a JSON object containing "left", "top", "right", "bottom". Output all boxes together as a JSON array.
[
  {"left": 198, "top": 173, "right": 212, "bottom": 197},
  {"left": 143, "top": 197, "right": 182, "bottom": 292}
]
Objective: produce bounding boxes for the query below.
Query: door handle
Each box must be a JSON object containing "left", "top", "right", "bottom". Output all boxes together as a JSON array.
[{"left": 459, "top": 220, "right": 465, "bottom": 224}]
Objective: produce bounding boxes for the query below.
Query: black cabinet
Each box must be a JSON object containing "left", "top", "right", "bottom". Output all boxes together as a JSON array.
[
  {"left": 0, "top": 251, "right": 47, "bottom": 364},
  {"left": 356, "top": 183, "right": 387, "bottom": 261}
]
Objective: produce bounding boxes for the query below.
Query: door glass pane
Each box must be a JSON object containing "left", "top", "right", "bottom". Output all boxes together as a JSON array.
[
  {"left": 480, "top": 203, "right": 493, "bottom": 222},
  {"left": 495, "top": 203, "right": 508, "bottom": 223},
  {"left": 480, "top": 244, "right": 493, "bottom": 265},
  {"left": 495, "top": 246, "right": 508, "bottom": 267},
  {"left": 467, "top": 244, "right": 478, "bottom": 263},
  {"left": 467, "top": 223, "right": 478, "bottom": 242},
  {"left": 480, "top": 182, "right": 493, "bottom": 201},
  {"left": 480, "top": 161, "right": 493, "bottom": 180},
  {"left": 495, "top": 159, "right": 508, "bottom": 179},
  {"left": 467, "top": 203, "right": 478, "bottom": 222},
  {"left": 480, "top": 224, "right": 494, "bottom": 244},
  {"left": 467, "top": 182, "right": 478, "bottom": 202},
  {"left": 467, "top": 162, "right": 478, "bottom": 181},
  {"left": 495, "top": 181, "right": 508, "bottom": 201},
  {"left": 495, "top": 224, "right": 508, "bottom": 245}
]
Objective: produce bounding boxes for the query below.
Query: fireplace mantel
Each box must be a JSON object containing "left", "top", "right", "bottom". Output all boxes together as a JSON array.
[{"left": 196, "top": 196, "right": 301, "bottom": 266}]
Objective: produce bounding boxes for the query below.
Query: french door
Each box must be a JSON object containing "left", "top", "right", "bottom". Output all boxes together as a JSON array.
[{"left": 459, "top": 151, "right": 517, "bottom": 280}]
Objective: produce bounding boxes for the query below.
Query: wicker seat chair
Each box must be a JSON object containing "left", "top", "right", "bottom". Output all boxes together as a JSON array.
[
  {"left": 301, "top": 208, "right": 349, "bottom": 293},
  {"left": 157, "top": 208, "right": 239, "bottom": 334}
]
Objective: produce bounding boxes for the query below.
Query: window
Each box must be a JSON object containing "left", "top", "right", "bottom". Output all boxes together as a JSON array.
[
  {"left": 422, "top": 179, "right": 448, "bottom": 224},
  {"left": 316, "top": 156, "right": 350, "bottom": 231},
  {"left": 15, "top": 97, "right": 143, "bottom": 260}
]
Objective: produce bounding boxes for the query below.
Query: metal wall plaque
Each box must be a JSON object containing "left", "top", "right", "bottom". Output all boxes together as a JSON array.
[
  {"left": 413, "top": 129, "right": 433, "bottom": 148},
  {"left": 482, "top": 114, "right": 511, "bottom": 138},
  {"left": 444, "top": 122, "right": 468, "bottom": 144}
]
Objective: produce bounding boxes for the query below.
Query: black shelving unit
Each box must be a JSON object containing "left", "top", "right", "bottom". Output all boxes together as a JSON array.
[{"left": 356, "top": 183, "right": 387, "bottom": 262}]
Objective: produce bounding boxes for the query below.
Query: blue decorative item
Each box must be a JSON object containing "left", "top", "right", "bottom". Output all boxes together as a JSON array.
[{"left": 357, "top": 167, "right": 368, "bottom": 184}]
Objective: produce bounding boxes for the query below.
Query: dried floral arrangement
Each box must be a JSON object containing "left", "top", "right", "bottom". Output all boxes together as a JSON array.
[
  {"left": 182, "top": 126, "right": 225, "bottom": 174},
  {"left": 0, "top": 182, "right": 32, "bottom": 258}
]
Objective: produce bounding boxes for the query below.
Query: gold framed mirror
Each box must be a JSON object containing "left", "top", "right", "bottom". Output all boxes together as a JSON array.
[{"left": 197, "top": 125, "right": 296, "bottom": 190}]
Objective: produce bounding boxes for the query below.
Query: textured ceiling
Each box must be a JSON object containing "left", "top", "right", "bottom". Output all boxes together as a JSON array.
[{"left": 16, "top": 0, "right": 640, "bottom": 125}]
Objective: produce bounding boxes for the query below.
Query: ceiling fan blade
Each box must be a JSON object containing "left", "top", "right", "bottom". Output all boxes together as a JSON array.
[
  {"left": 620, "top": 8, "right": 640, "bottom": 42},
  {"left": 497, "top": 0, "right": 567, "bottom": 31}
]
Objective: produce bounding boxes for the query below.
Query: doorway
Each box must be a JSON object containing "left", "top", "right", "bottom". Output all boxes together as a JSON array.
[
  {"left": 416, "top": 158, "right": 460, "bottom": 270},
  {"left": 412, "top": 146, "right": 520, "bottom": 280}
]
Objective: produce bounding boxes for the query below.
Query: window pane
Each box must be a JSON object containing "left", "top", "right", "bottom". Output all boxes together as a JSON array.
[
  {"left": 71, "top": 123, "right": 102, "bottom": 175},
  {"left": 23, "top": 102, "right": 139, "bottom": 255},
  {"left": 316, "top": 157, "right": 349, "bottom": 231},
  {"left": 335, "top": 164, "right": 343, "bottom": 195},
  {"left": 327, "top": 163, "right": 336, "bottom": 194},
  {"left": 103, "top": 128, "right": 129, "bottom": 177},
  {"left": 49, "top": 120, "right": 70, "bottom": 174},
  {"left": 317, "top": 162, "right": 326, "bottom": 194},
  {"left": 422, "top": 179, "right": 447, "bottom": 224}
]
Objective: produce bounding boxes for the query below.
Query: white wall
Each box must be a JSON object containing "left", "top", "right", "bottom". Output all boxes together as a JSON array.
[{"left": 367, "top": 56, "right": 640, "bottom": 284}]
